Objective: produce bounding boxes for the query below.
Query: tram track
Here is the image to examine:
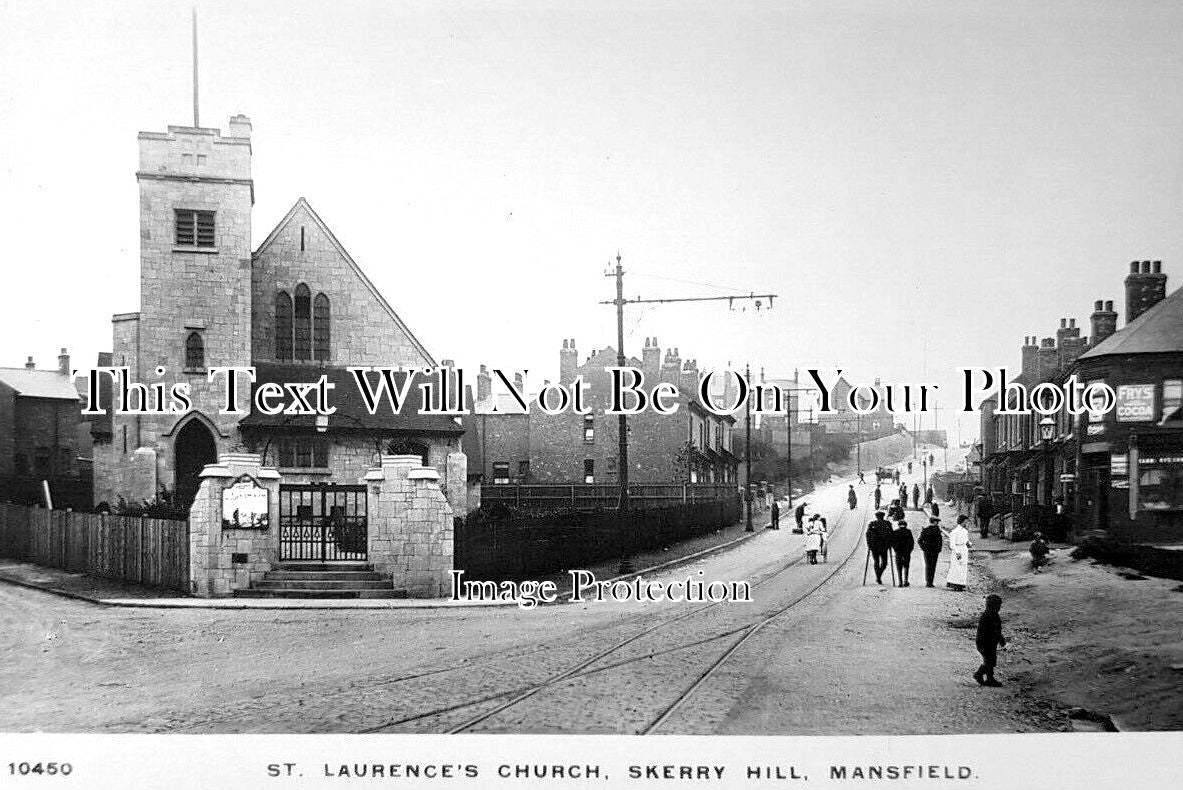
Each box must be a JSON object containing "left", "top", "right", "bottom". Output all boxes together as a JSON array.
[
  {"left": 354, "top": 497, "right": 870, "bottom": 734},
  {"left": 145, "top": 493, "right": 869, "bottom": 735}
]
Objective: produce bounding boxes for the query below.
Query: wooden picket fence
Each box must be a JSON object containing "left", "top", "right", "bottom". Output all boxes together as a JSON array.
[{"left": 0, "top": 502, "right": 188, "bottom": 592}]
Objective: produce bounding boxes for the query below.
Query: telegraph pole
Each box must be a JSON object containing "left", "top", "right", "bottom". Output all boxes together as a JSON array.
[
  {"left": 745, "top": 364, "right": 754, "bottom": 532},
  {"left": 602, "top": 255, "right": 775, "bottom": 572},
  {"left": 612, "top": 254, "right": 632, "bottom": 574},
  {"left": 785, "top": 398, "right": 792, "bottom": 511}
]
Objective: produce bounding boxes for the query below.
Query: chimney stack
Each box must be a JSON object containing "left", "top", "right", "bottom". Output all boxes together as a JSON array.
[
  {"left": 1089, "top": 300, "right": 1118, "bottom": 348},
  {"left": 58, "top": 348, "right": 70, "bottom": 376},
  {"left": 1020, "top": 336, "right": 1039, "bottom": 379},
  {"left": 1056, "top": 320, "right": 1080, "bottom": 370},
  {"left": 681, "top": 358, "right": 700, "bottom": 397},
  {"left": 1036, "top": 337, "right": 1059, "bottom": 381},
  {"left": 24, "top": 356, "right": 34, "bottom": 370},
  {"left": 477, "top": 364, "right": 491, "bottom": 402},
  {"left": 642, "top": 337, "right": 661, "bottom": 380},
  {"left": 1125, "top": 259, "right": 1168, "bottom": 324},
  {"left": 559, "top": 338, "right": 578, "bottom": 386},
  {"left": 662, "top": 347, "right": 682, "bottom": 384}
]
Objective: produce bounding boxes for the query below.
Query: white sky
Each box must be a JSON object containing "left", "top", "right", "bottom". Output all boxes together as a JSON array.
[{"left": 3, "top": 0, "right": 1182, "bottom": 444}]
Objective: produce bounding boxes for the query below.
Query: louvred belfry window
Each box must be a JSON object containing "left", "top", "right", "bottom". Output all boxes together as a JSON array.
[
  {"left": 275, "top": 291, "right": 293, "bottom": 360},
  {"left": 313, "top": 293, "right": 330, "bottom": 361},
  {"left": 175, "top": 209, "right": 215, "bottom": 247},
  {"left": 294, "top": 284, "right": 311, "bottom": 360}
]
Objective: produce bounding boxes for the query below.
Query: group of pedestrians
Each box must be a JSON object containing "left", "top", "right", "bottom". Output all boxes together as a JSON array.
[{"left": 864, "top": 509, "right": 972, "bottom": 590}]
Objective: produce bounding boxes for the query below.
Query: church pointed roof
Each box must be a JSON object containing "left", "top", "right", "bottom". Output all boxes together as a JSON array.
[
  {"left": 1080, "top": 286, "right": 1183, "bottom": 359},
  {"left": 253, "top": 197, "right": 436, "bottom": 366}
]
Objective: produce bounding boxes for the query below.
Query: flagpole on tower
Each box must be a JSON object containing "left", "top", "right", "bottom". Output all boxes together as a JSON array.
[{"left": 192, "top": 7, "right": 200, "bottom": 127}]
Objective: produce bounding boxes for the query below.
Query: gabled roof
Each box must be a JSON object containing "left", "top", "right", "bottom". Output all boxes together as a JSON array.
[
  {"left": 253, "top": 198, "right": 436, "bottom": 366},
  {"left": 0, "top": 368, "right": 80, "bottom": 401},
  {"left": 1080, "top": 286, "right": 1183, "bottom": 359},
  {"left": 239, "top": 363, "right": 463, "bottom": 436}
]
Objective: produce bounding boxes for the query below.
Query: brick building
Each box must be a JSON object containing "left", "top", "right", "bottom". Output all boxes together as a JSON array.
[
  {"left": 463, "top": 339, "right": 738, "bottom": 488},
  {"left": 0, "top": 351, "right": 92, "bottom": 508},
  {"left": 92, "top": 116, "right": 465, "bottom": 513},
  {"left": 980, "top": 261, "right": 1182, "bottom": 544}
]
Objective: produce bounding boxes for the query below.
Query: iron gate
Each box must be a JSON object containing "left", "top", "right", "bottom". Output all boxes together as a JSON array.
[{"left": 279, "top": 484, "right": 368, "bottom": 561}]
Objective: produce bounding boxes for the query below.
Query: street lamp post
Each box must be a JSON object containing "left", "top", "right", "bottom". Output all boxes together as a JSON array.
[{"left": 1039, "top": 416, "right": 1055, "bottom": 507}]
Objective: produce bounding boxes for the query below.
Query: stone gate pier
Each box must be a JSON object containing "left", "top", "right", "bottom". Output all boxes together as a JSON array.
[{"left": 188, "top": 452, "right": 455, "bottom": 598}]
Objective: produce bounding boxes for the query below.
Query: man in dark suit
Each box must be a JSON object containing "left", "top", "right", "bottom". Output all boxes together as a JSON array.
[
  {"left": 918, "top": 516, "right": 944, "bottom": 587},
  {"left": 892, "top": 519, "right": 915, "bottom": 586},
  {"left": 865, "top": 511, "right": 894, "bottom": 585}
]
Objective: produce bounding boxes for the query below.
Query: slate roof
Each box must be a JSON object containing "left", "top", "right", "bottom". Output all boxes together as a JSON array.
[
  {"left": 0, "top": 368, "right": 80, "bottom": 401},
  {"left": 1080, "top": 286, "right": 1183, "bottom": 359},
  {"left": 239, "top": 363, "right": 464, "bottom": 436}
]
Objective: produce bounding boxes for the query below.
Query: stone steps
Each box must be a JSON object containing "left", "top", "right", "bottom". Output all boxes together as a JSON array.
[
  {"left": 233, "top": 588, "right": 408, "bottom": 600},
  {"left": 265, "top": 570, "right": 386, "bottom": 581},
  {"left": 234, "top": 563, "right": 405, "bottom": 599}
]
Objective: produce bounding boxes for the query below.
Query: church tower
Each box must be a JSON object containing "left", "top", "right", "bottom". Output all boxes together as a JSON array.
[{"left": 101, "top": 116, "right": 255, "bottom": 510}]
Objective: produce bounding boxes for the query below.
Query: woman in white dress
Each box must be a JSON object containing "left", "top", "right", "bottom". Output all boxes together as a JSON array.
[
  {"left": 946, "top": 514, "right": 971, "bottom": 590},
  {"left": 805, "top": 514, "right": 827, "bottom": 564}
]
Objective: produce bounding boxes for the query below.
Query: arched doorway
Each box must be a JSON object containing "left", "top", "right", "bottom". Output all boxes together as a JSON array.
[{"left": 174, "top": 419, "right": 218, "bottom": 514}]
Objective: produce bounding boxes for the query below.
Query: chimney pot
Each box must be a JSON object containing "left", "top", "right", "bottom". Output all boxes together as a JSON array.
[
  {"left": 1060, "top": 318, "right": 1067, "bottom": 328},
  {"left": 1142, "top": 260, "right": 1152, "bottom": 273},
  {"left": 1069, "top": 318, "right": 1076, "bottom": 328},
  {"left": 1094, "top": 300, "right": 1103, "bottom": 312},
  {"left": 1153, "top": 260, "right": 1162, "bottom": 273},
  {"left": 1130, "top": 261, "right": 1140, "bottom": 273},
  {"left": 1105, "top": 300, "right": 1113, "bottom": 311},
  {"left": 25, "top": 356, "right": 34, "bottom": 369}
]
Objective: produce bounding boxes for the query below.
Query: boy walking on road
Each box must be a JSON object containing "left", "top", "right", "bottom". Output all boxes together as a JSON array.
[{"left": 973, "top": 594, "right": 1007, "bottom": 687}]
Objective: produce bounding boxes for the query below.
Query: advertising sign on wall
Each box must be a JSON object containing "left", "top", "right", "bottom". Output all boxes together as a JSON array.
[{"left": 1116, "top": 384, "right": 1155, "bottom": 422}]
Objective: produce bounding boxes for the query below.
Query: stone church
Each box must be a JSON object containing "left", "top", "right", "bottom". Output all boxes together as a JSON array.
[{"left": 93, "top": 114, "right": 466, "bottom": 518}]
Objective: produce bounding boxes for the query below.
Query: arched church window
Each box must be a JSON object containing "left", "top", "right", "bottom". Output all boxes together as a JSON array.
[
  {"left": 313, "top": 293, "right": 330, "bottom": 362},
  {"left": 294, "top": 284, "right": 312, "bottom": 360},
  {"left": 275, "top": 291, "right": 293, "bottom": 360},
  {"left": 185, "top": 331, "right": 205, "bottom": 370}
]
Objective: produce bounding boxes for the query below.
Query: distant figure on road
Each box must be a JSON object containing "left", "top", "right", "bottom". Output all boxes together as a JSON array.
[
  {"left": 899, "top": 484, "right": 908, "bottom": 506},
  {"left": 865, "top": 511, "right": 894, "bottom": 584},
  {"left": 894, "top": 469, "right": 900, "bottom": 485},
  {"left": 887, "top": 498, "right": 905, "bottom": 522},
  {"left": 946, "top": 515, "right": 971, "bottom": 591},
  {"left": 873, "top": 485, "right": 882, "bottom": 509},
  {"left": 794, "top": 502, "right": 807, "bottom": 533},
  {"left": 925, "top": 486, "right": 934, "bottom": 505},
  {"left": 858, "top": 471, "right": 866, "bottom": 484},
  {"left": 918, "top": 516, "right": 944, "bottom": 587},
  {"left": 907, "top": 461, "right": 913, "bottom": 474},
  {"left": 892, "top": 519, "right": 915, "bottom": 587},
  {"left": 911, "top": 483, "right": 921, "bottom": 510},
  {"left": 975, "top": 495, "right": 994, "bottom": 539},
  {"left": 930, "top": 500, "right": 940, "bottom": 518},
  {"left": 973, "top": 594, "right": 1007, "bottom": 687},
  {"left": 848, "top": 485, "right": 858, "bottom": 510},
  {"left": 769, "top": 501, "right": 780, "bottom": 530}
]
